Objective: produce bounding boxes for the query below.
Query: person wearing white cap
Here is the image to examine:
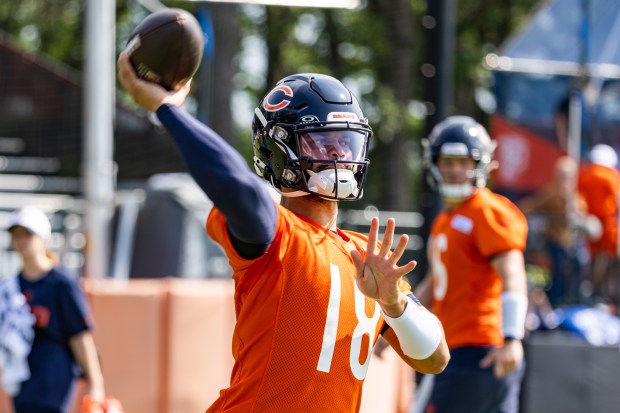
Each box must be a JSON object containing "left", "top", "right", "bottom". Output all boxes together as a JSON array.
[
  {"left": 578, "top": 144, "right": 620, "bottom": 306},
  {"left": 589, "top": 144, "right": 618, "bottom": 169},
  {"left": 9, "top": 206, "right": 53, "bottom": 241},
  {"left": 6, "top": 206, "right": 106, "bottom": 413}
]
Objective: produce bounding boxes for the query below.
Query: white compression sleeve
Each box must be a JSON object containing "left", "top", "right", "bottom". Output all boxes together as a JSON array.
[
  {"left": 501, "top": 291, "right": 528, "bottom": 340},
  {"left": 381, "top": 296, "right": 443, "bottom": 360}
]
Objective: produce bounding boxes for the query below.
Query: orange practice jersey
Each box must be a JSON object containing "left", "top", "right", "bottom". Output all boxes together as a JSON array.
[
  {"left": 428, "top": 188, "right": 527, "bottom": 349},
  {"left": 206, "top": 203, "right": 388, "bottom": 413},
  {"left": 578, "top": 164, "right": 620, "bottom": 255}
]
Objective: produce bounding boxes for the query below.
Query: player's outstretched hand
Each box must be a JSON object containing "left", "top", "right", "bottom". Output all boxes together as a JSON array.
[
  {"left": 351, "top": 217, "right": 417, "bottom": 317},
  {"left": 117, "top": 51, "right": 191, "bottom": 112}
]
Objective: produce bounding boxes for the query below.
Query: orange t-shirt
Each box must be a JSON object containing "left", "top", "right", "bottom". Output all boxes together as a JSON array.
[
  {"left": 578, "top": 163, "right": 620, "bottom": 255},
  {"left": 428, "top": 188, "right": 527, "bottom": 349},
  {"left": 205, "top": 204, "right": 386, "bottom": 413}
]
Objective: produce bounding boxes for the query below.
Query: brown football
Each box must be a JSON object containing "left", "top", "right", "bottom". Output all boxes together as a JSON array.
[{"left": 125, "top": 8, "right": 204, "bottom": 91}]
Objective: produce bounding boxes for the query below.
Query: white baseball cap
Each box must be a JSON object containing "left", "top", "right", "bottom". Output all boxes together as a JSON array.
[
  {"left": 589, "top": 144, "right": 618, "bottom": 169},
  {"left": 8, "top": 206, "right": 52, "bottom": 241}
]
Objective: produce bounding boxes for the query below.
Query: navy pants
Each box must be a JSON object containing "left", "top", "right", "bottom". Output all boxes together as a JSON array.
[
  {"left": 424, "top": 346, "right": 525, "bottom": 413},
  {"left": 14, "top": 406, "right": 61, "bottom": 413}
]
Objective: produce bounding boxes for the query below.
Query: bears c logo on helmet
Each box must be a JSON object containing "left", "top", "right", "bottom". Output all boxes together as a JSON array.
[{"left": 263, "top": 85, "right": 294, "bottom": 112}]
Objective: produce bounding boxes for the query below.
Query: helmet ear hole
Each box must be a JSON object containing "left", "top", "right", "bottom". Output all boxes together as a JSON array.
[
  {"left": 259, "top": 146, "right": 273, "bottom": 160},
  {"left": 263, "top": 166, "right": 273, "bottom": 181}
]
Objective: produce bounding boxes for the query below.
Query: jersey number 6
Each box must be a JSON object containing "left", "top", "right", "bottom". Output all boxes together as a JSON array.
[{"left": 430, "top": 233, "right": 448, "bottom": 301}]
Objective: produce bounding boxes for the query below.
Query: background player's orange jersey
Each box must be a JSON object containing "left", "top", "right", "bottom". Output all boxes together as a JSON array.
[
  {"left": 578, "top": 163, "right": 619, "bottom": 255},
  {"left": 206, "top": 203, "right": 391, "bottom": 413},
  {"left": 428, "top": 188, "right": 527, "bottom": 349}
]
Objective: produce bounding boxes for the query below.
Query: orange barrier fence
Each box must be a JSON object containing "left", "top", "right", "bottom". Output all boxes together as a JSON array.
[{"left": 1, "top": 278, "right": 413, "bottom": 413}]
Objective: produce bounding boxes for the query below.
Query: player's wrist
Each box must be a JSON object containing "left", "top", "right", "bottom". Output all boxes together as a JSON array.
[
  {"left": 381, "top": 295, "right": 443, "bottom": 360},
  {"left": 379, "top": 292, "right": 408, "bottom": 318}
]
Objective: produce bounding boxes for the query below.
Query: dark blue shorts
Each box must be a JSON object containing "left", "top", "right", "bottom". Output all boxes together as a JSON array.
[
  {"left": 13, "top": 406, "right": 62, "bottom": 413},
  {"left": 424, "top": 346, "right": 525, "bottom": 413}
]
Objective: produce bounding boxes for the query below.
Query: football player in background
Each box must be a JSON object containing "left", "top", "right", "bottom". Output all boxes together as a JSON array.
[
  {"left": 415, "top": 116, "right": 528, "bottom": 413},
  {"left": 578, "top": 144, "right": 620, "bottom": 307},
  {"left": 117, "top": 52, "right": 449, "bottom": 413}
]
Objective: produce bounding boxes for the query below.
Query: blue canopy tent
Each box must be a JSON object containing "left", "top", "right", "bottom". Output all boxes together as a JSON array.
[{"left": 484, "top": 0, "right": 620, "bottom": 197}]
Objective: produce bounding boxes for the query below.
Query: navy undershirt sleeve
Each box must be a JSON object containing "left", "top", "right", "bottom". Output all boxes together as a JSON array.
[{"left": 156, "top": 104, "right": 276, "bottom": 251}]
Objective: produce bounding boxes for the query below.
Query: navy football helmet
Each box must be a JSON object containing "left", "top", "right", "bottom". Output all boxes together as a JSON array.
[
  {"left": 252, "top": 73, "right": 372, "bottom": 201},
  {"left": 423, "top": 116, "right": 496, "bottom": 200}
]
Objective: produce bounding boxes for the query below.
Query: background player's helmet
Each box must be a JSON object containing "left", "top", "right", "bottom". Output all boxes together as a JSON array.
[
  {"left": 423, "top": 116, "right": 496, "bottom": 200},
  {"left": 252, "top": 73, "right": 372, "bottom": 201}
]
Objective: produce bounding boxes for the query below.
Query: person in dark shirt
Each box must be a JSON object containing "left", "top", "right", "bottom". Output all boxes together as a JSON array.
[{"left": 7, "top": 206, "right": 105, "bottom": 413}]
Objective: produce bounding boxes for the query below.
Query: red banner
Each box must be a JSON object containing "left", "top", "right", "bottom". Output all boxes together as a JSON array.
[{"left": 490, "top": 115, "right": 565, "bottom": 192}]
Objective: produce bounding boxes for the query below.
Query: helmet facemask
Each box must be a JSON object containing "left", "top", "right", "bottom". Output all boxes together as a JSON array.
[{"left": 255, "top": 121, "right": 370, "bottom": 201}]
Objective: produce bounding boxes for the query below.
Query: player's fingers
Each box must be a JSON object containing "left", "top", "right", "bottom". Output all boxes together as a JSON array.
[
  {"left": 389, "top": 234, "right": 409, "bottom": 264},
  {"left": 494, "top": 362, "right": 505, "bottom": 379},
  {"left": 117, "top": 54, "right": 130, "bottom": 81},
  {"left": 117, "top": 50, "right": 128, "bottom": 66},
  {"left": 350, "top": 249, "right": 365, "bottom": 280},
  {"left": 379, "top": 218, "right": 395, "bottom": 257},
  {"left": 479, "top": 353, "right": 493, "bottom": 369},
  {"left": 366, "top": 217, "right": 379, "bottom": 255},
  {"left": 175, "top": 80, "right": 192, "bottom": 100},
  {"left": 117, "top": 53, "right": 139, "bottom": 91},
  {"left": 393, "top": 260, "right": 417, "bottom": 277},
  {"left": 117, "top": 52, "right": 133, "bottom": 77}
]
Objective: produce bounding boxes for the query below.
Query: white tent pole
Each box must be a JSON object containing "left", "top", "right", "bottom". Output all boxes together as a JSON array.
[
  {"left": 83, "top": 0, "right": 116, "bottom": 279},
  {"left": 567, "top": 91, "right": 582, "bottom": 165}
]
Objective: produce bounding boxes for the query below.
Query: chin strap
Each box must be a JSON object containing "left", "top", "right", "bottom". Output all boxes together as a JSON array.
[{"left": 279, "top": 190, "right": 310, "bottom": 198}]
